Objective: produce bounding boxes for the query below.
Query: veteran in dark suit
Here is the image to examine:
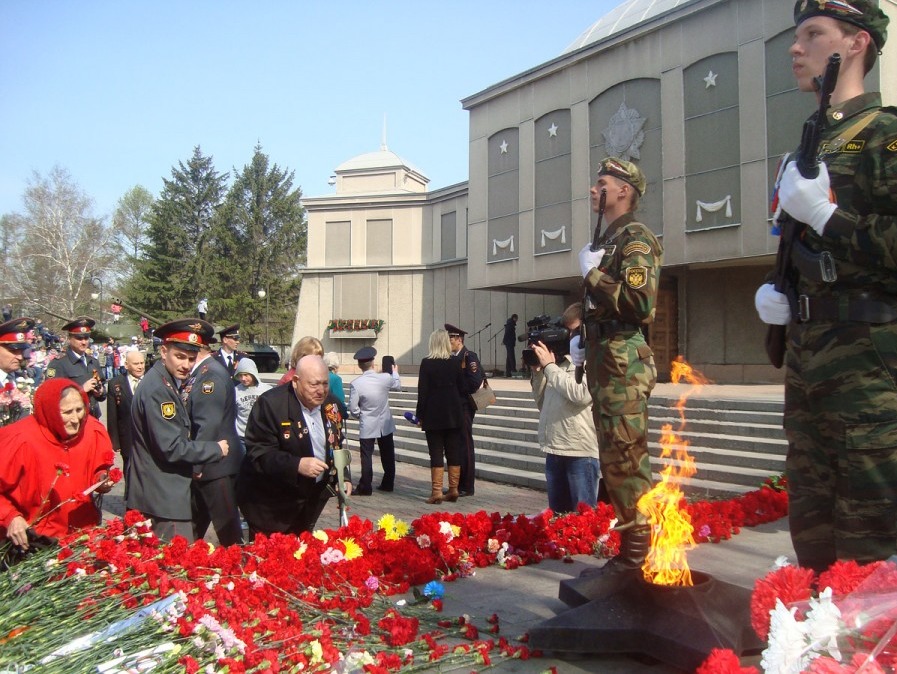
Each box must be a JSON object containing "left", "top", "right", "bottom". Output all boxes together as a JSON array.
[
  {"left": 44, "top": 317, "right": 106, "bottom": 419},
  {"left": 445, "top": 323, "right": 484, "bottom": 497},
  {"left": 186, "top": 342, "right": 244, "bottom": 546},
  {"left": 126, "top": 318, "right": 230, "bottom": 542},
  {"left": 237, "top": 355, "right": 350, "bottom": 538},
  {"left": 106, "top": 350, "right": 146, "bottom": 489},
  {"left": 213, "top": 324, "right": 244, "bottom": 376}
]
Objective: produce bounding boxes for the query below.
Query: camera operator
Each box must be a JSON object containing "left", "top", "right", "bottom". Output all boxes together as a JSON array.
[{"left": 528, "top": 305, "right": 600, "bottom": 514}]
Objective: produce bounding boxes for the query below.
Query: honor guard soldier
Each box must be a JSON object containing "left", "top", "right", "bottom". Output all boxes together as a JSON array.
[
  {"left": 126, "top": 318, "right": 230, "bottom": 542},
  {"left": 755, "top": 0, "right": 897, "bottom": 571},
  {"left": 445, "top": 323, "right": 484, "bottom": 497},
  {"left": 577, "top": 157, "right": 663, "bottom": 572},
  {"left": 45, "top": 316, "right": 107, "bottom": 419},
  {"left": 213, "top": 324, "right": 244, "bottom": 376}
]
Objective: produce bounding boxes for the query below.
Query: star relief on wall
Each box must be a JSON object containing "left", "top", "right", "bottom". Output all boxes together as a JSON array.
[
  {"left": 601, "top": 102, "right": 645, "bottom": 161},
  {"left": 499, "top": 139, "right": 509, "bottom": 154},
  {"left": 704, "top": 70, "right": 718, "bottom": 88},
  {"left": 548, "top": 122, "right": 558, "bottom": 137}
]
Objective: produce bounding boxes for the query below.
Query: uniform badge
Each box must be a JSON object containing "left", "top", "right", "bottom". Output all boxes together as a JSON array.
[
  {"left": 842, "top": 140, "right": 864, "bottom": 153},
  {"left": 625, "top": 266, "right": 649, "bottom": 289},
  {"left": 45, "top": 368, "right": 56, "bottom": 378},
  {"left": 600, "top": 244, "right": 617, "bottom": 257},
  {"left": 470, "top": 360, "right": 479, "bottom": 373},
  {"left": 281, "top": 421, "right": 291, "bottom": 440},
  {"left": 161, "top": 402, "right": 176, "bottom": 419},
  {"left": 887, "top": 139, "right": 897, "bottom": 152},
  {"left": 622, "top": 241, "right": 651, "bottom": 257},
  {"left": 201, "top": 381, "right": 215, "bottom": 394}
]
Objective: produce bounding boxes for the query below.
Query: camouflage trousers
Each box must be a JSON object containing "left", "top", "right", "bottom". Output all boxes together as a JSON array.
[
  {"left": 785, "top": 320, "right": 897, "bottom": 571},
  {"left": 586, "top": 330, "right": 657, "bottom": 527}
]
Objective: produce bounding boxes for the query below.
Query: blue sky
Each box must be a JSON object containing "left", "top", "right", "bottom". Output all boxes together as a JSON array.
[{"left": 0, "top": 1, "right": 619, "bottom": 219}]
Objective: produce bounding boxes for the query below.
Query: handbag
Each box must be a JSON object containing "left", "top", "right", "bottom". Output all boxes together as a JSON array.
[{"left": 470, "top": 378, "right": 496, "bottom": 411}]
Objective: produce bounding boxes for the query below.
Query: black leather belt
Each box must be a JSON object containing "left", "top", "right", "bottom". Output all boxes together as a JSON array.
[
  {"left": 798, "top": 293, "right": 897, "bottom": 323},
  {"left": 585, "top": 318, "right": 641, "bottom": 338}
]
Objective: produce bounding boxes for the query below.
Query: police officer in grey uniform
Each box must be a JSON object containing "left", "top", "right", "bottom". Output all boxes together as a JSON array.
[
  {"left": 126, "top": 318, "right": 230, "bottom": 542},
  {"left": 44, "top": 317, "right": 106, "bottom": 419},
  {"left": 445, "top": 323, "right": 484, "bottom": 496}
]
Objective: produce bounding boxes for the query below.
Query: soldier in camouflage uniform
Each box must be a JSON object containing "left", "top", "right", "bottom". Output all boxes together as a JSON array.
[
  {"left": 577, "top": 157, "right": 663, "bottom": 569},
  {"left": 755, "top": 0, "right": 897, "bottom": 572}
]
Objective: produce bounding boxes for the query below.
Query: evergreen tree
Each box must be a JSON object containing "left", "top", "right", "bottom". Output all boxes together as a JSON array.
[
  {"left": 126, "top": 147, "right": 227, "bottom": 317},
  {"left": 214, "top": 144, "right": 306, "bottom": 342}
]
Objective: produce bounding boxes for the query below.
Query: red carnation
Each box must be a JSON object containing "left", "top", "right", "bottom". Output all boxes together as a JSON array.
[
  {"left": 107, "top": 467, "right": 124, "bottom": 484},
  {"left": 54, "top": 462, "right": 70, "bottom": 476}
]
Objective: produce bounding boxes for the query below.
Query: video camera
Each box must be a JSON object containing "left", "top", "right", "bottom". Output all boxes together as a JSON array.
[{"left": 520, "top": 314, "right": 570, "bottom": 367}]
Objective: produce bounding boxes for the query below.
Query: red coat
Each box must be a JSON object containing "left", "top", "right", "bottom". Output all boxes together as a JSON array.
[{"left": 0, "top": 388, "right": 114, "bottom": 540}]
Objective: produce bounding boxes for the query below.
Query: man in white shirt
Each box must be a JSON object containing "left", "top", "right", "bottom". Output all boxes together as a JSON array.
[
  {"left": 213, "top": 324, "right": 243, "bottom": 376},
  {"left": 348, "top": 346, "right": 401, "bottom": 495}
]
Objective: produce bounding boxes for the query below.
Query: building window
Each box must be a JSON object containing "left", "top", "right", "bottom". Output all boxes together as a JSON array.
[
  {"left": 534, "top": 110, "right": 572, "bottom": 256},
  {"left": 325, "top": 220, "right": 350, "bottom": 267},
  {"left": 487, "top": 128, "right": 519, "bottom": 263},
  {"left": 441, "top": 211, "right": 457, "bottom": 261},
  {"left": 366, "top": 218, "right": 392, "bottom": 266},
  {"left": 684, "top": 53, "right": 740, "bottom": 231}
]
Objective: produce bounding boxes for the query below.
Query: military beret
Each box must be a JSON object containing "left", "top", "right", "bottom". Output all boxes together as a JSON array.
[
  {"left": 218, "top": 324, "right": 240, "bottom": 339},
  {"left": 354, "top": 346, "right": 377, "bottom": 362},
  {"left": 0, "top": 317, "right": 35, "bottom": 348},
  {"left": 596, "top": 157, "right": 647, "bottom": 197},
  {"left": 795, "top": 0, "right": 888, "bottom": 50},
  {"left": 444, "top": 323, "right": 467, "bottom": 337},
  {"left": 156, "top": 318, "right": 214, "bottom": 352},
  {"left": 62, "top": 316, "right": 96, "bottom": 335}
]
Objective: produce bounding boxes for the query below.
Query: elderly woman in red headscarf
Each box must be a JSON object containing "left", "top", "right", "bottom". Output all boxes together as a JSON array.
[{"left": 0, "top": 378, "right": 116, "bottom": 550}]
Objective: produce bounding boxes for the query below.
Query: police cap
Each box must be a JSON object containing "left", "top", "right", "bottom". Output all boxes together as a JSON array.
[
  {"left": 795, "top": 0, "right": 888, "bottom": 50},
  {"left": 444, "top": 323, "right": 467, "bottom": 337},
  {"left": 218, "top": 324, "right": 240, "bottom": 340},
  {"left": 597, "top": 157, "right": 647, "bottom": 197},
  {"left": 353, "top": 346, "right": 377, "bottom": 362},
  {"left": 156, "top": 318, "right": 214, "bottom": 352},
  {"left": 0, "top": 317, "right": 35, "bottom": 349},
  {"left": 62, "top": 316, "right": 96, "bottom": 336}
]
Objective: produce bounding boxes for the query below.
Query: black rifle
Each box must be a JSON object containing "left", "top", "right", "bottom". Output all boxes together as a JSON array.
[
  {"left": 576, "top": 188, "right": 607, "bottom": 383},
  {"left": 765, "top": 53, "right": 840, "bottom": 368}
]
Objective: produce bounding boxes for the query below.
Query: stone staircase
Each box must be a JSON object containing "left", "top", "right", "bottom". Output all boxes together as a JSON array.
[{"left": 342, "top": 386, "right": 787, "bottom": 499}]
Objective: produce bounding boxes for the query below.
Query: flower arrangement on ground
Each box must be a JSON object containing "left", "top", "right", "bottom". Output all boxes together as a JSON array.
[
  {"left": 698, "top": 557, "right": 897, "bottom": 674},
  {"left": 327, "top": 319, "right": 386, "bottom": 334},
  {"left": 0, "top": 477, "right": 789, "bottom": 672}
]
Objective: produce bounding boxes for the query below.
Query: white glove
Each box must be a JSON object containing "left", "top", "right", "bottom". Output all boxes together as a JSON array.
[
  {"left": 778, "top": 161, "right": 837, "bottom": 235},
  {"left": 578, "top": 244, "right": 606, "bottom": 278},
  {"left": 569, "top": 334, "right": 586, "bottom": 367},
  {"left": 754, "top": 283, "right": 791, "bottom": 325}
]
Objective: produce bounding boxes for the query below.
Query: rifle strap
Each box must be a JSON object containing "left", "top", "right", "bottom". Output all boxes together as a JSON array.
[{"left": 819, "top": 110, "right": 878, "bottom": 157}]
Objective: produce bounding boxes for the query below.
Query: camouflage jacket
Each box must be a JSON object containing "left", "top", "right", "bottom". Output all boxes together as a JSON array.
[
  {"left": 799, "top": 92, "right": 897, "bottom": 298},
  {"left": 583, "top": 212, "right": 663, "bottom": 325}
]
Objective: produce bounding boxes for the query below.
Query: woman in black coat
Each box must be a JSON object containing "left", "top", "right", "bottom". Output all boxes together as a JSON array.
[{"left": 415, "top": 329, "right": 466, "bottom": 504}]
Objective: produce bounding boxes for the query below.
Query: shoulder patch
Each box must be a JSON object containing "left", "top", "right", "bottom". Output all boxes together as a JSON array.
[
  {"left": 201, "top": 381, "right": 215, "bottom": 394},
  {"left": 622, "top": 241, "right": 651, "bottom": 257},
  {"left": 887, "top": 139, "right": 897, "bottom": 152},
  {"left": 160, "top": 402, "right": 176, "bottom": 419},
  {"left": 45, "top": 368, "right": 56, "bottom": 378},
  {"left": 625, "top": 266, "right": 649, "bottom": 289},
  {"left": 470, "top": 360, "right": 479, "bottom": 373}
]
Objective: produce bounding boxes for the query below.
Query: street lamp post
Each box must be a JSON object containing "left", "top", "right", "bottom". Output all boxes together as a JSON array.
[
  {"left": 257, "top": 289, "right": 269, "bottom": 344},
  {"left": 90, "top": 277, "right": 104, "bottom": 318}
]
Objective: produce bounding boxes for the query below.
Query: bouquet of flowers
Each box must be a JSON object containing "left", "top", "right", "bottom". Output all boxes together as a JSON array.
[
  {"left": 327, "top": 318, "right": 386, "bottom": 333},
  {"left": 0, "top": 375, "right": 34, "bottom": 426},
  {"left": 698, "top": 557, "right": 897, "bottom": 674}
]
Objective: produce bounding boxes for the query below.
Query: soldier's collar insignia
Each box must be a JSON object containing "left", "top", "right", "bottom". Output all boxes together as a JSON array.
[{"left": 161, "top": 402, "right": 176, "bottom": 419}]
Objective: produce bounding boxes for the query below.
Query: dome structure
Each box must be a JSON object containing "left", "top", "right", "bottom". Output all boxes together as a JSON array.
[
  {"left": 331, "top": 145, "right": 429, "bottom": 195},
  {"left": 563, "top": 0, "right": 698, "bottom": 53},
  {"left": 335, "top": 148, "right": 426, "bottom": 178}
]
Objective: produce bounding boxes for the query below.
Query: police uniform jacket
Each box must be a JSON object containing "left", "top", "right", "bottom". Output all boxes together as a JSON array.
[
  {"left": 213, "top": 349, "right": 245, "bottom": 376},
  {"left": 186, "top": 356, "right": 243, "bottom": 481},
  {"left": 453, "top": 345, "right": 484, "bottom": 413},
  {"left": 45, "top": 347, "right": 107, "bottom": 417},
  {"left": 126, "top": 360, "right": 224, "bottom": 521},
  {"left": 237, "top": 383, "right": 346, "bottom": 533},
  {"left": 106, "top": 373, "right": 137, "bottom": 458},
  {"left": 348, "top": 369, "right": 401, "bottom": 439}
]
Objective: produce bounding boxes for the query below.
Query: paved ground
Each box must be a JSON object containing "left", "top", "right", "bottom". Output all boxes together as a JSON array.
[{"left": 101, "top": 378, "right": 790, "bottom": 672}]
